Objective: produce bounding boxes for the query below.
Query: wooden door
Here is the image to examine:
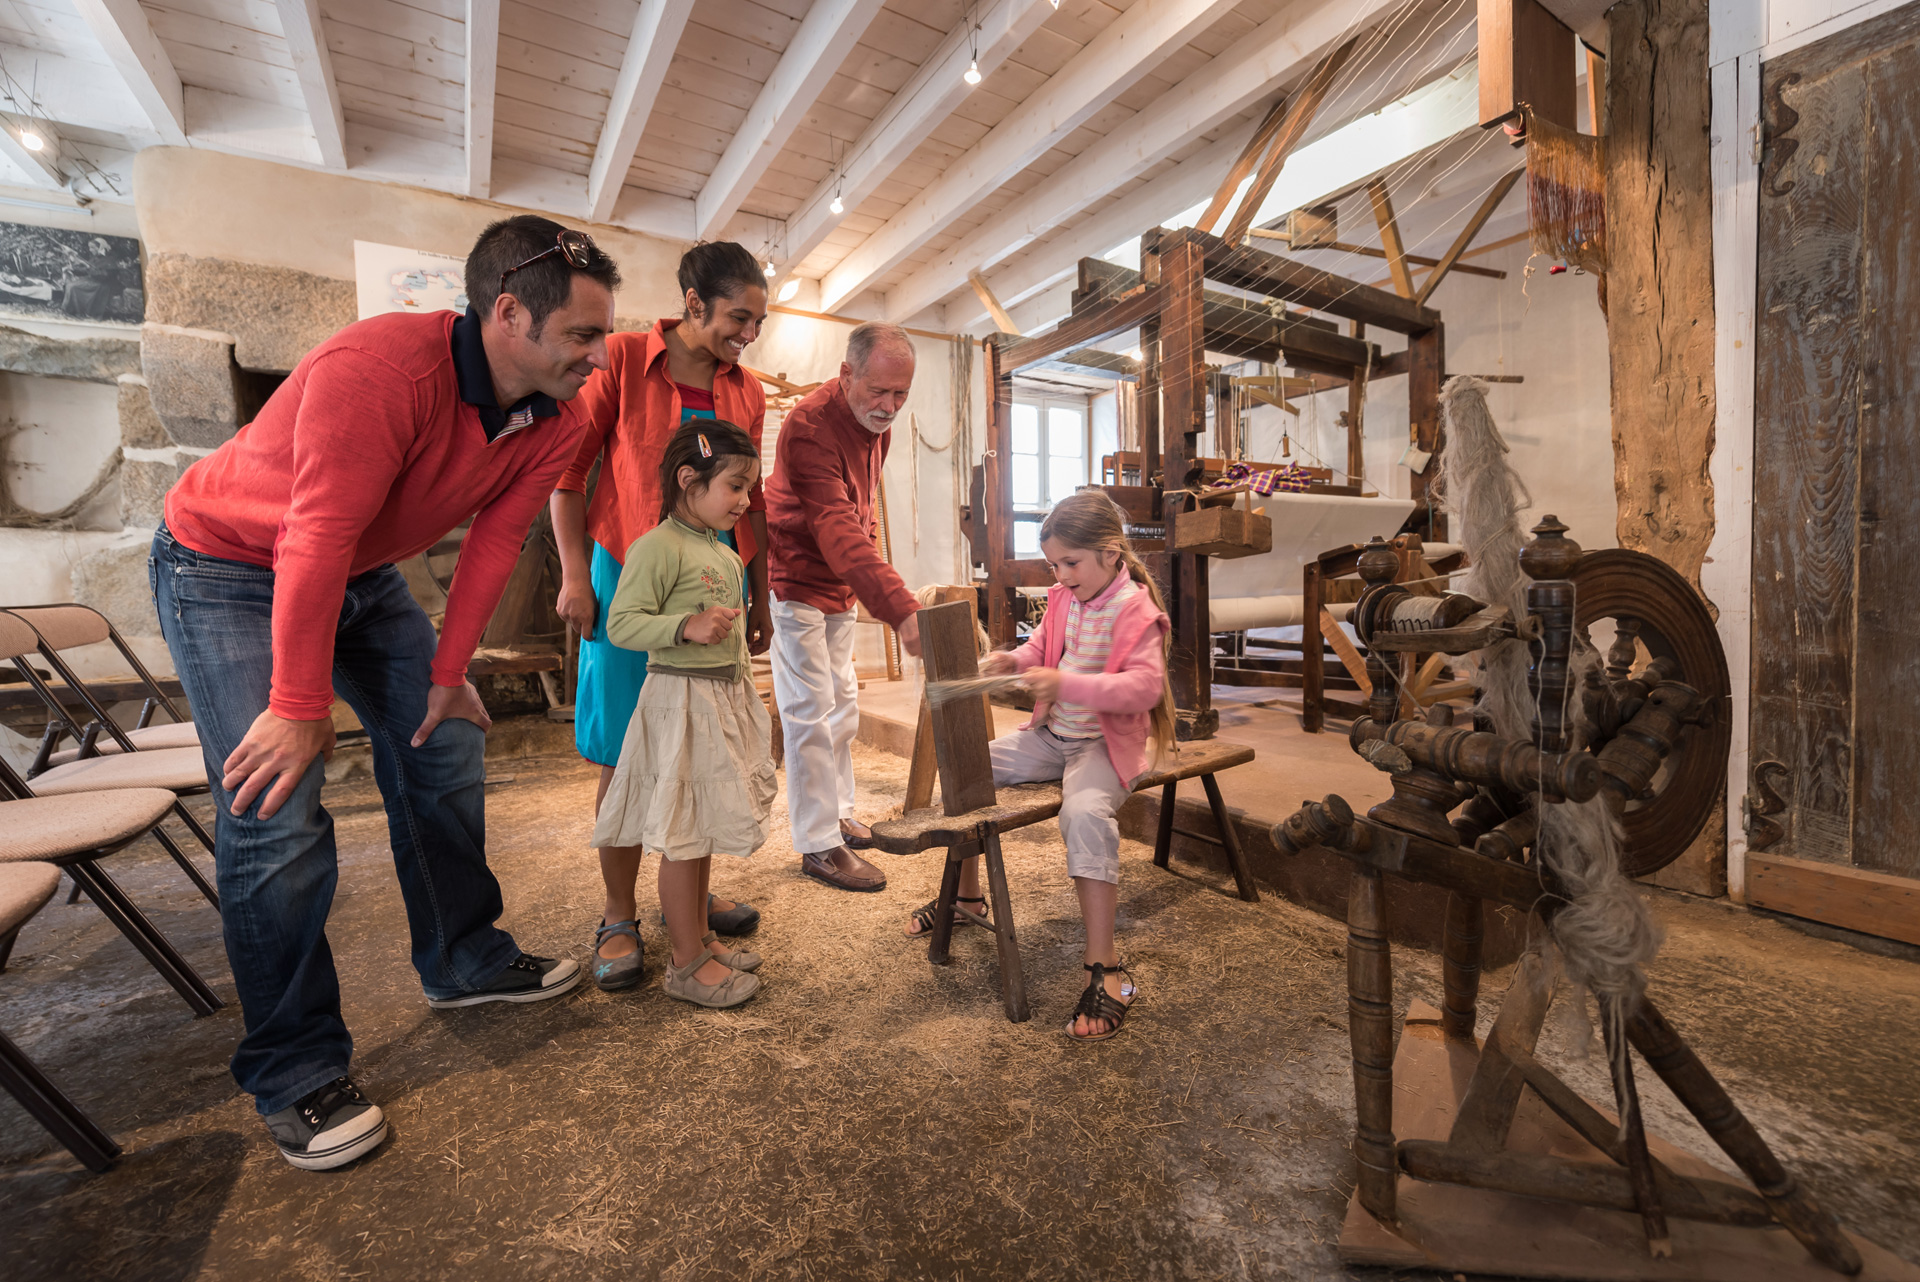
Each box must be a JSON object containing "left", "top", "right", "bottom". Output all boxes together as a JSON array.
[{"left": 1749, "top": 1, "right": 1920, "bottom": 944}]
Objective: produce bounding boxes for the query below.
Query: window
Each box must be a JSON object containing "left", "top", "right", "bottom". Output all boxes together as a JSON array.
[{"left": 1010, "top": 394, "right": 1089, "bottom": 555}]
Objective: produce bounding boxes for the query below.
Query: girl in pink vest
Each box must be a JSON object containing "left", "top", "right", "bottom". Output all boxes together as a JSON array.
[{"left": 903, "top": 491, "right": 1173, "bottom": 1040}]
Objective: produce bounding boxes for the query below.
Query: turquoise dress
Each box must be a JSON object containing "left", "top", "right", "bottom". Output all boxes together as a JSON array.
[{"left": 575, "top": 393, "right": 744, "bottom": 767}]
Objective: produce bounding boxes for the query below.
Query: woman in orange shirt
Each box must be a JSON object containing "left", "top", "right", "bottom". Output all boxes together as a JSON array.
[{"left": 552, "top": 242, "right": 770, "bottom": 992}]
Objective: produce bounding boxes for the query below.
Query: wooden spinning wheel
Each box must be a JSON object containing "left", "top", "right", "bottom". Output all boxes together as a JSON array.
[
  {"left": 1571, "top": 549, "right": 1732, "bottom": 876},
  {"left": 1268, "top": 522, "right": 1909, "bottom": 1280}
]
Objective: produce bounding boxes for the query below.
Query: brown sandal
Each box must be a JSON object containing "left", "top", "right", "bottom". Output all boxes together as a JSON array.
[
  {"left": 1065, "top": 961, "right": 1136, "bottom": 1042},
  {"left": 904, "top": 895, "right": 989, "bottom": 937}
]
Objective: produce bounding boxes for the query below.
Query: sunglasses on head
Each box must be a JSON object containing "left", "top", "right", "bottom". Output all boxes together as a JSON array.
[{"left": 498, "top": 228, "right": 599, "bottom": 295}]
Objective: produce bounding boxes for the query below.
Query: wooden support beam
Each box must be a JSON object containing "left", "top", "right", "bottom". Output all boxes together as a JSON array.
[
  {"left": 1415, "top": 168, "right": 1525, "bottom": 305},
  {"left": 585, "top": 0, "right": 696, "bottom": 225},
  {"left": 696, "top": 0, "right": 886, "bottom": 240},
  {"left": 1248, "top": 230, "right": 1509, "bottom": 279},
  {"left": 72, "top": 0, "right": 186, "bottom": 146},
  {"left": 969, "top": 269, "right": 1022, "bottom": 336},
  {"left": 1221, "top": 37, "right": 1357, "bottom": 245},
  {"left": 1181, "top": 228, "right": 1443, "bottom": 334},
  {"left": 1195, "top": 95, "right": 1291, "bottom": 235},
  {"left": 464, "top": 0, "right": 500, "bottom": 198},
  {"left": 997, "top": 284, "right": 1164, "bottom": 373},
  {"left": 273, "top": 0, "right": 347, "bottom": 169},
  {"left": 1368, "top": 178, "right": 1417, "bottom": 299},
  {"left": 778, "top": 0, "right": 1057, "bottom": 278},
  {"left": 1075, "top": 256, "right": 1378, "bottom": 369}
]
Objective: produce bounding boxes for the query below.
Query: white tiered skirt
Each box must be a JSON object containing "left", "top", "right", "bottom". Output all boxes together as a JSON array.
[{"left": 589, "top": 673, "right": 776, "bottom": 860}]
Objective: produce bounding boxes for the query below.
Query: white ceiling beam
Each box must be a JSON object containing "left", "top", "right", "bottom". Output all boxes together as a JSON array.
[
  {"left": 586, "top": 0, "right": 696, "bottom": 226},
  {"left": 885, "top": 0, "right": 1405, "bottom": 323},
  {"left": 695, "top": 0, "right": 887, "bottom": 243},
  {"left": 465, "top": 0, "right": 500, "bottom": 198},
  {"left": 819, "top": 0, "right": 1243, "bottom": 312},
  {"left": 951, "top": 63, "right": 1480, "bottom": 332},
  {"left": 776, "top": 0, "right": 1056, "bottom": 275},
  {"left": 274, "top": 0, "right": 347, "bottom": 169},
  {"left": 0, "top": 115, "right": 66, "bottom": 189},
  {"left": 71, "top": 0, "right": 186, "bottom": 146}
]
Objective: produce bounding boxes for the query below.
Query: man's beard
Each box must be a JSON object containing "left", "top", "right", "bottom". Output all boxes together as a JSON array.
[{"left": 858, "top": 410, "right": 894, "bottom": 434}]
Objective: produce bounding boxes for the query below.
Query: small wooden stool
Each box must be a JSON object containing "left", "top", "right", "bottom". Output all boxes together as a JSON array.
[{"left": 870, "top": 601, "right": 1258, "bottom": 1023}]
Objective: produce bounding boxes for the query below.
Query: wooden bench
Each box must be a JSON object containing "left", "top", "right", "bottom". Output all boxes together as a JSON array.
[{"left": 870, "top": 601, "right": 1259, "bottom": 1023}]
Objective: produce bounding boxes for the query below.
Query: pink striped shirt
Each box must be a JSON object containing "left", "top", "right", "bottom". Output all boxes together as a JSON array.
[{"left": 1048, "top": 573, "right": 1139, "bottom": 738}]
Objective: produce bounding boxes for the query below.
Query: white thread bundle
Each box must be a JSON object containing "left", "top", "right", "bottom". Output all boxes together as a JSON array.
[
  {"left": 1437, "top": 375, "right": 1662, "bottom": 1045},
  {"left": 1437, "top": 376, "right": 1533, "bottom": 739},
  {"left": 1384, "top": 595, "right": 1449, "bottom": 632}
]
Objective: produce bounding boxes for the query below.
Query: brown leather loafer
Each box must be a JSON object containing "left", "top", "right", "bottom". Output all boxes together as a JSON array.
[{"left": 800, "top": 845, "right": 887, "bottom": 892}]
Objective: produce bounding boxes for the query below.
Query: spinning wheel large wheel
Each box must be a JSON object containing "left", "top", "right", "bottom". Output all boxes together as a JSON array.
[{"left": 1570, "top": 549, "right": 1731, "bottom": 876}]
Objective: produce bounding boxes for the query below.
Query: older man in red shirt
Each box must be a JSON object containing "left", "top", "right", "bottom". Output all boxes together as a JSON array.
[
  {"left": 152, "top": 215, "right": 617, "bottom": 1170},
  {"left": 764, "top": 322, "right": 923, "bottom": 892}
]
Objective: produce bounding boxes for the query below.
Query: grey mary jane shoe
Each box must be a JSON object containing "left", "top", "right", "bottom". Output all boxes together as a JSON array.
[
  {"left": 662, "top": 948, "right": 762, "bottom": 1010},
  {"left": 702, "top": 929, "right": 761, "bottom": 973},
  {"left": 591, "top": 919, "right": 645, "bottom": 991}
]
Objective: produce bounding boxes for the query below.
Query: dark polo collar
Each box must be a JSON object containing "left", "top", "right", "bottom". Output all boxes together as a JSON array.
[{"left": 450, "top": 306, "right": 560, "bottom": 443}]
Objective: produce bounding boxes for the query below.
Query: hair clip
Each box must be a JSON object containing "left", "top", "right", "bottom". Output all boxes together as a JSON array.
[{"left": 697, "top": 432, "right": 712, "bottom": 458}]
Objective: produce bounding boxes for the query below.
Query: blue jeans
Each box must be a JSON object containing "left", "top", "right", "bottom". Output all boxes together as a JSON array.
[{"left": 151, "top": 524, "right": 520, "bottom": 1114}]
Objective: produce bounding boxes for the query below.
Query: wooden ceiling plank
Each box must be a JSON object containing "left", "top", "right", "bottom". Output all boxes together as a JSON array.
[{"left": 585, "top": 0, "right": 697, "bottom": 224}]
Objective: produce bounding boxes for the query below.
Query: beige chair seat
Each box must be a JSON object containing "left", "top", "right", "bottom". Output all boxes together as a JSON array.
[
  {"left": 46, "top": 721, "right": 200, "bottom": 768},
  {"left": 0, "top": 790, "right": 178, "bottom": 863},
  {"left": 29, "top": 747, "right": 211, "bottom": 797},
  {"left": 0, "top": 862, "right": 61, "bottom": 936}
]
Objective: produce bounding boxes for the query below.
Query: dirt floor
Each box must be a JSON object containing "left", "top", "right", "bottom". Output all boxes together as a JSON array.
[{"left": 2, "top": 737, "right": 1917, "bottom": 1281}]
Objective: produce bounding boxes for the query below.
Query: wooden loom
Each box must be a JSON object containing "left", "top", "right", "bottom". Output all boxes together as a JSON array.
[{"left": 980, "top": 225, "right": 1446, "bottom": 738}]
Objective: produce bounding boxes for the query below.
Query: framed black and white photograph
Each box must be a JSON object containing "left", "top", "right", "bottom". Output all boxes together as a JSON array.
[{"left": 0, "top": 221, "right": 142, "bottom": 325}]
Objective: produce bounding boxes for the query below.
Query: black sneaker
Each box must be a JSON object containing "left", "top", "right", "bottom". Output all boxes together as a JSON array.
[
  {"left": 426, "top": 952, "right": 583, "bottom": 1009},
  {"left": 264, "top": 1076, "right": 387, "bottom": 1171}
]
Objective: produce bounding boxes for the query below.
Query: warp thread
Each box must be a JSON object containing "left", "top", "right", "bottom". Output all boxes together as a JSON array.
[{"left": 1523, "top": 105, "right": 1607, "bottom": 275}]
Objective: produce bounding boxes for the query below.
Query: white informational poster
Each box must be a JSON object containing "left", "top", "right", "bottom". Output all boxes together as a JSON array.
[{"left": 353, "top": 240, "right": 469, "bottom": 320}]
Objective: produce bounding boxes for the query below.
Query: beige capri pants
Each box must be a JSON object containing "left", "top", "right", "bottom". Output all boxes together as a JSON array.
[{"left": 988, "top": 727, "right": 1132, "bottom": 884}]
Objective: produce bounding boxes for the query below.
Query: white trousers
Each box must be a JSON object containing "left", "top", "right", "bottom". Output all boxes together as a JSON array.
[{"left": 770, "top": 595, "right": 860, "bottom": 854}]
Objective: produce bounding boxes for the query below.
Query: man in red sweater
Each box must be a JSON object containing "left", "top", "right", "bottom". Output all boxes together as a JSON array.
[
  {"left": 764, "top": 322, "right": 922, "bottom": 892},
  {"left": 152, "top": 215, "right": 618, "bottom": 1170}
]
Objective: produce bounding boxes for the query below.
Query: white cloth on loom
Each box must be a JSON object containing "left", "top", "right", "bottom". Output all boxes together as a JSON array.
[{"left": 769, "top": 595, "right": 860, "bottom": 854}]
